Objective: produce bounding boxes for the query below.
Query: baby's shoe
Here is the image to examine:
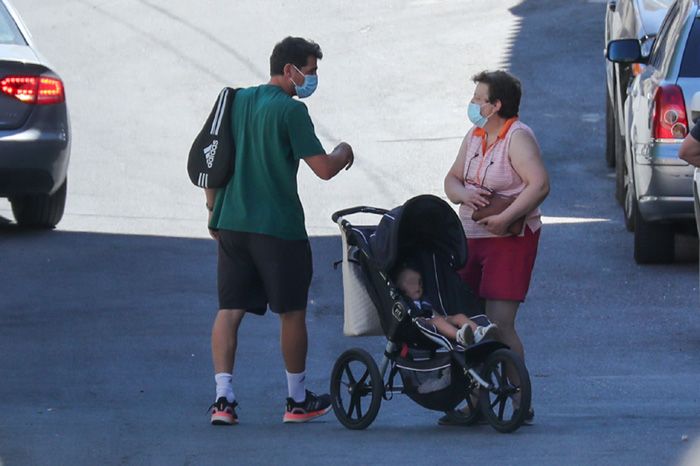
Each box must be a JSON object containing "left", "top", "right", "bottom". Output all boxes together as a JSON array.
[
  {"left": 456, "top": 324, "right": 474, "bottom": 346},
  {"left": 474, "top": 323, "right": 499, "bottom": 343}
]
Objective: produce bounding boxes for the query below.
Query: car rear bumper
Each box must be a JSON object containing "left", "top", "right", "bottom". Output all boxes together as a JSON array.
[
  {"left": 0, "top": 104, "right": 70, "bottom": 197},
  {"left": 634, "top": 141, "right": 694, "bottom": 222}
]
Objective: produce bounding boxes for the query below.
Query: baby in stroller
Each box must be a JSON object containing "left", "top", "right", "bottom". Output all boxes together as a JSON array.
[
  {"left": 393, "top": 261, "right": 499, "bottom": 347},
  {"left": 330, "top": 195, "right": 532, "bottom": 432}
]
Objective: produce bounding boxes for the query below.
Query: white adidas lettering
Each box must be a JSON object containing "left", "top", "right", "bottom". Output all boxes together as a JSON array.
[{"left": 203, "top": 140, "right": 218, "bottom": 168}]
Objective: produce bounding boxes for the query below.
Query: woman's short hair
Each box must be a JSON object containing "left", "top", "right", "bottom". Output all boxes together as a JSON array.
[
  {"left": 472, "top": 70, "right": 521, "bottom": 119},
  {"left": 270, "top": 37, "right": 323, "bottom": 76}
]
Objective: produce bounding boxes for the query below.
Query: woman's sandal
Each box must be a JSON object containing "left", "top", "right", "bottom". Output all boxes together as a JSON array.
[{"left": 437, "top": 407, "right": 486, "bottom": 426}]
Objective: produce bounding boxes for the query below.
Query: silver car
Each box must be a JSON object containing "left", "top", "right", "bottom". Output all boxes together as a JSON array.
[
  {"left": 607, "top": 0, "right": 699, "bottom": 264},
  {"left": 604, "top": 0, "right": 673, "bottom": 202},
  {"left": 0, "top": 0, "right": 70, "bottom": 228}
]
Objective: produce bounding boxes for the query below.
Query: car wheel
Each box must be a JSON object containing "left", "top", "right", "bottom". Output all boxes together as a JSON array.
[
  {"left": 632, "top": 198, "right": 674, "bottom": 264},
  {"left": 694, "top": 180, "right": 700, "bottom": 238},
  {"left": 614, "top": 118, "right": 626, "bottom": 206},
  {"left": 10, "top": 178, "right": 67, "bottom": 228},
  {"left": 623, "top": 159, "right": 634, "bottom": 232},
  {"left": 605, "top": 92, "right": 616, "bottom": 168}
]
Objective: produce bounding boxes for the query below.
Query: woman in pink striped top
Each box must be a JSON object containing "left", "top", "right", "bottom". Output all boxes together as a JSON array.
[{"left": 443, "top": 70, "right": 549, "bottom": 425}]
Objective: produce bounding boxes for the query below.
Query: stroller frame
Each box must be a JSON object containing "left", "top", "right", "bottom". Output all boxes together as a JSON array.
[{"left": 329, "top": 198, "right": 532, "bottom": 433}]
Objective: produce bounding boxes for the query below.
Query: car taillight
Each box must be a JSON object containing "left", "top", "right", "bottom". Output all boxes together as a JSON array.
[
  {"left": 652, "top": 84, "right": 688, "bottom": 139},
  {"left": 0, "top": 75, "right": 65, "bottom": 105}
]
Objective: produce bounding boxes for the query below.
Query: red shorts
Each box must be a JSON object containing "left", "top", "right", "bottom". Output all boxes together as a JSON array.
[{"left": 458, "top": 226, "right": 541, "bottom": 302}]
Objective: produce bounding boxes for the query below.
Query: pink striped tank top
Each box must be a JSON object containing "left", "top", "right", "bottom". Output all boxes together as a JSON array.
[{"left": 458, "top": 118, "right": 542, "bottom": 238}]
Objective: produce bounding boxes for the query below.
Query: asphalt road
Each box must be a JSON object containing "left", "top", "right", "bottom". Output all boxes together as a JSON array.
[{"left": 1, "top": 0, "right": 699, "bottom": 465}]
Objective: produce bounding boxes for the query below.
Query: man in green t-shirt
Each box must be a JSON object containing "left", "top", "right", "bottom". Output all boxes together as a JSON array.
[{"left": 205, "top": 37, "right": 354, "bottom": 426}]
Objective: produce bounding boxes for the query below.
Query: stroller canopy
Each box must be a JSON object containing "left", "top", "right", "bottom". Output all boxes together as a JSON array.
[{"left": 369, "top": 194, "right": 467, "bottom": 273}]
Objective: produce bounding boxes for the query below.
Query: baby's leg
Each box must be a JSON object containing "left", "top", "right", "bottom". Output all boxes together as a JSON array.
[
  {"left": 446, "top": 314, "right": 477, "bottom": 332},
  {"left": 428, "top": 316, "right": 459, "bottom": 341}
]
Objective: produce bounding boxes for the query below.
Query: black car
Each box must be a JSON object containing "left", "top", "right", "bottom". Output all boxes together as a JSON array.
[{"left": 0, "top": 0, "right": 70, "bottom": 228}]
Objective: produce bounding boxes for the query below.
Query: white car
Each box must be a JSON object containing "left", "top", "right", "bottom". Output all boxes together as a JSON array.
[{"left": 607, "top": 0, "right": 699, "bottom": 263}]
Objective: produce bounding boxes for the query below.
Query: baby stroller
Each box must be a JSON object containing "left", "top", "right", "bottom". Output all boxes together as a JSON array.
[{"left": 330, "top": 194, "right": 531, "bottom": 433}]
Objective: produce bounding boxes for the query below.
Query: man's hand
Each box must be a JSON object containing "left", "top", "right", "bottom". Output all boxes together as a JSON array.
[
  {"left": 208, "top": 211, "right": 219, "bottom": 240},
  {"left": 304, "top": 142, "right": 355, "bottom": 179},
  {"left": 334, "top": 142, "right": 354, "bottom": 170}
]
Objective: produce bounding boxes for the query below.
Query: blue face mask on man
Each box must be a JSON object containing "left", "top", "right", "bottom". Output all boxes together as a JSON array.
[
  {"left": 291, "top": 65, "right": 318, "bottom": 99},
  {"left": 467, "top": 102, "right": 494, "bottom": 128}
]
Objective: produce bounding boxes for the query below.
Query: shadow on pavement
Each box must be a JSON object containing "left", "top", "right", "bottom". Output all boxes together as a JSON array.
[{"left": 0, "top": 228, "right": 350, "bottom": 464}]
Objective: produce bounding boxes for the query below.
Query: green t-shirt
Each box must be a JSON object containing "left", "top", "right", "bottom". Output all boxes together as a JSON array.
[{"left": 209, "top": 85, "right": 325, "bottom": 240}]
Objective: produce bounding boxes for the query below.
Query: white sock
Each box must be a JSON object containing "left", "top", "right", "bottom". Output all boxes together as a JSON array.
[
  {"left": 215, "top": 372, "right": 235, "bottom": 403},
  {"left": 286, "top": 370, "right": 306, "bottom": 403}
]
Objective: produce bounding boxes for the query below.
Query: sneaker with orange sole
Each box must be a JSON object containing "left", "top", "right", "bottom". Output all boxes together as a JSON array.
[
  {"left": 283, "top": 390, "right": 331, "bottom": 423},
  {"left": 209, "top": 397, "right": 238, "bottom": 425}
]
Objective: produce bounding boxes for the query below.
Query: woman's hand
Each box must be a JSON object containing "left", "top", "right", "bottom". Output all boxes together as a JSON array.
[
  {"left": 476, "top": 213, "right": 510, "bottom": 236},
  {"left": 462, "top": 184, "right": 492, "bottom": 210}
]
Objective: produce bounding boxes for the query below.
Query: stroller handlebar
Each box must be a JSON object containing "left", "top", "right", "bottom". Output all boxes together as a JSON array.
[{"left": 331, "top": 206, "right": 390, "bottom": 225}]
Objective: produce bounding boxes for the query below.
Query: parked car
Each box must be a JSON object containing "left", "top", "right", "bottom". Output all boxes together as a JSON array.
[
  {"left": 0, "top": 0, "right": 70, "bottom": 228},
  {"left": 607, "top": 0, "right": 700, "bottom": 264},
  {"left": 605, "top": 0, "right": 673, "bottom": 205}
]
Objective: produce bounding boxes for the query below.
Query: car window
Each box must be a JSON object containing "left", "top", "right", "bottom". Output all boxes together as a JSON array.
[
  {"left": 648, "top": 0, "right": 692, "bottom": 73},
  {"left": 0, "top": 3, "right": 25, "bottom": 45},
  {"left": 649, "top": 2, "right": 678, "bottom": 68},
  {"left": 680, "top": 18, "right": 700, "bottom": 77},
  {"left": 641, "top": 0, "right": 675, "bottom": 8}
]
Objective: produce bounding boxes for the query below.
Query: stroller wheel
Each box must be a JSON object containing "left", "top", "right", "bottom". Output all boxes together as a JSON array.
[
  {"left": 478, "top": 348, "right": 531, "bottom": 433},
  {"left": 330, "top": 348, "right": 383, "bottom": 430}
]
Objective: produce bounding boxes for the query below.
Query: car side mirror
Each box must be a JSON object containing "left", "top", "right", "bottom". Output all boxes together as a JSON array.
[{"left": 606, "top": 39, "right": 646, "bottom": 64}]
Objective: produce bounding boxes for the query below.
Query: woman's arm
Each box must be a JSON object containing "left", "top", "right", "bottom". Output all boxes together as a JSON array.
[{"left": 477, "top": 130, "right": 549, "bottom": 235}]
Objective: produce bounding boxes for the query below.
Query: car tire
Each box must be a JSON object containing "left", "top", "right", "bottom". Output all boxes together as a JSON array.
[
  {"left": 632, "top": 198, "right": 674, "bottom": 264},
  {"left": 605, "top": 92, "right": 616, "bottom": 168},
  {"left": 623, "top": 155, "right": 635, "bottom": 232},
  {"left": 614, "top": 116, "right": 626, "bottom": 206},
  {"left": 694, "top": 180, "right": 700, "bottom": 238},
  {"left": 10, "top": 178, "right": 67, "bottom": 228}
]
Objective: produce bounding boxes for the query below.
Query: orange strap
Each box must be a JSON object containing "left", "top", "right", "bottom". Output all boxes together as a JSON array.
[{"left": 471, "top": 117, "right": 518, "bottom": 185}]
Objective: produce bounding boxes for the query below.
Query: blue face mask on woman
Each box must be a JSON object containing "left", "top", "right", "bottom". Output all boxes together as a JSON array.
[
  {"left": 291, "top": 66, "right": 318, "bottom": 99},
  {"left": 467, "top": 102, "right": 492, "bottom": 128}
]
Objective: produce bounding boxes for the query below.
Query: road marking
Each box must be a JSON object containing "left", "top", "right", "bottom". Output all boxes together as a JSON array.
[
  {"left": 542, "top": 216, "right": 610, "bottom": 224},
  {"left": 581, "top": 113, "right": 603, "bottom": 123}
]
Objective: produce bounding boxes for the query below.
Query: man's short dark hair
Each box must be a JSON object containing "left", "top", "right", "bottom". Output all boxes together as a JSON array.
[
  {"left": 472, "top": 70, "right": 521, "bottom": 119},
  {"left": 270, "top": 37, "right": 323, "bottom": 76}
]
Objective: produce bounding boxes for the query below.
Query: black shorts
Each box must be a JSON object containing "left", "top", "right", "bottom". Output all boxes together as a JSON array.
[{"left": 217, "top": 230, "right": 313, "bottom": 314}]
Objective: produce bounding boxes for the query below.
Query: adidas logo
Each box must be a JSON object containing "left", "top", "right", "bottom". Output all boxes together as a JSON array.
[{"left": 203, "top": 140, "right": 218, "bottom": 168}]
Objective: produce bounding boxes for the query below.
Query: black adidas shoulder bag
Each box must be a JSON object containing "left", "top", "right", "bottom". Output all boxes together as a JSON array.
[{"left": 187, "top": 87, "right": 239, "bottom": 188}]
